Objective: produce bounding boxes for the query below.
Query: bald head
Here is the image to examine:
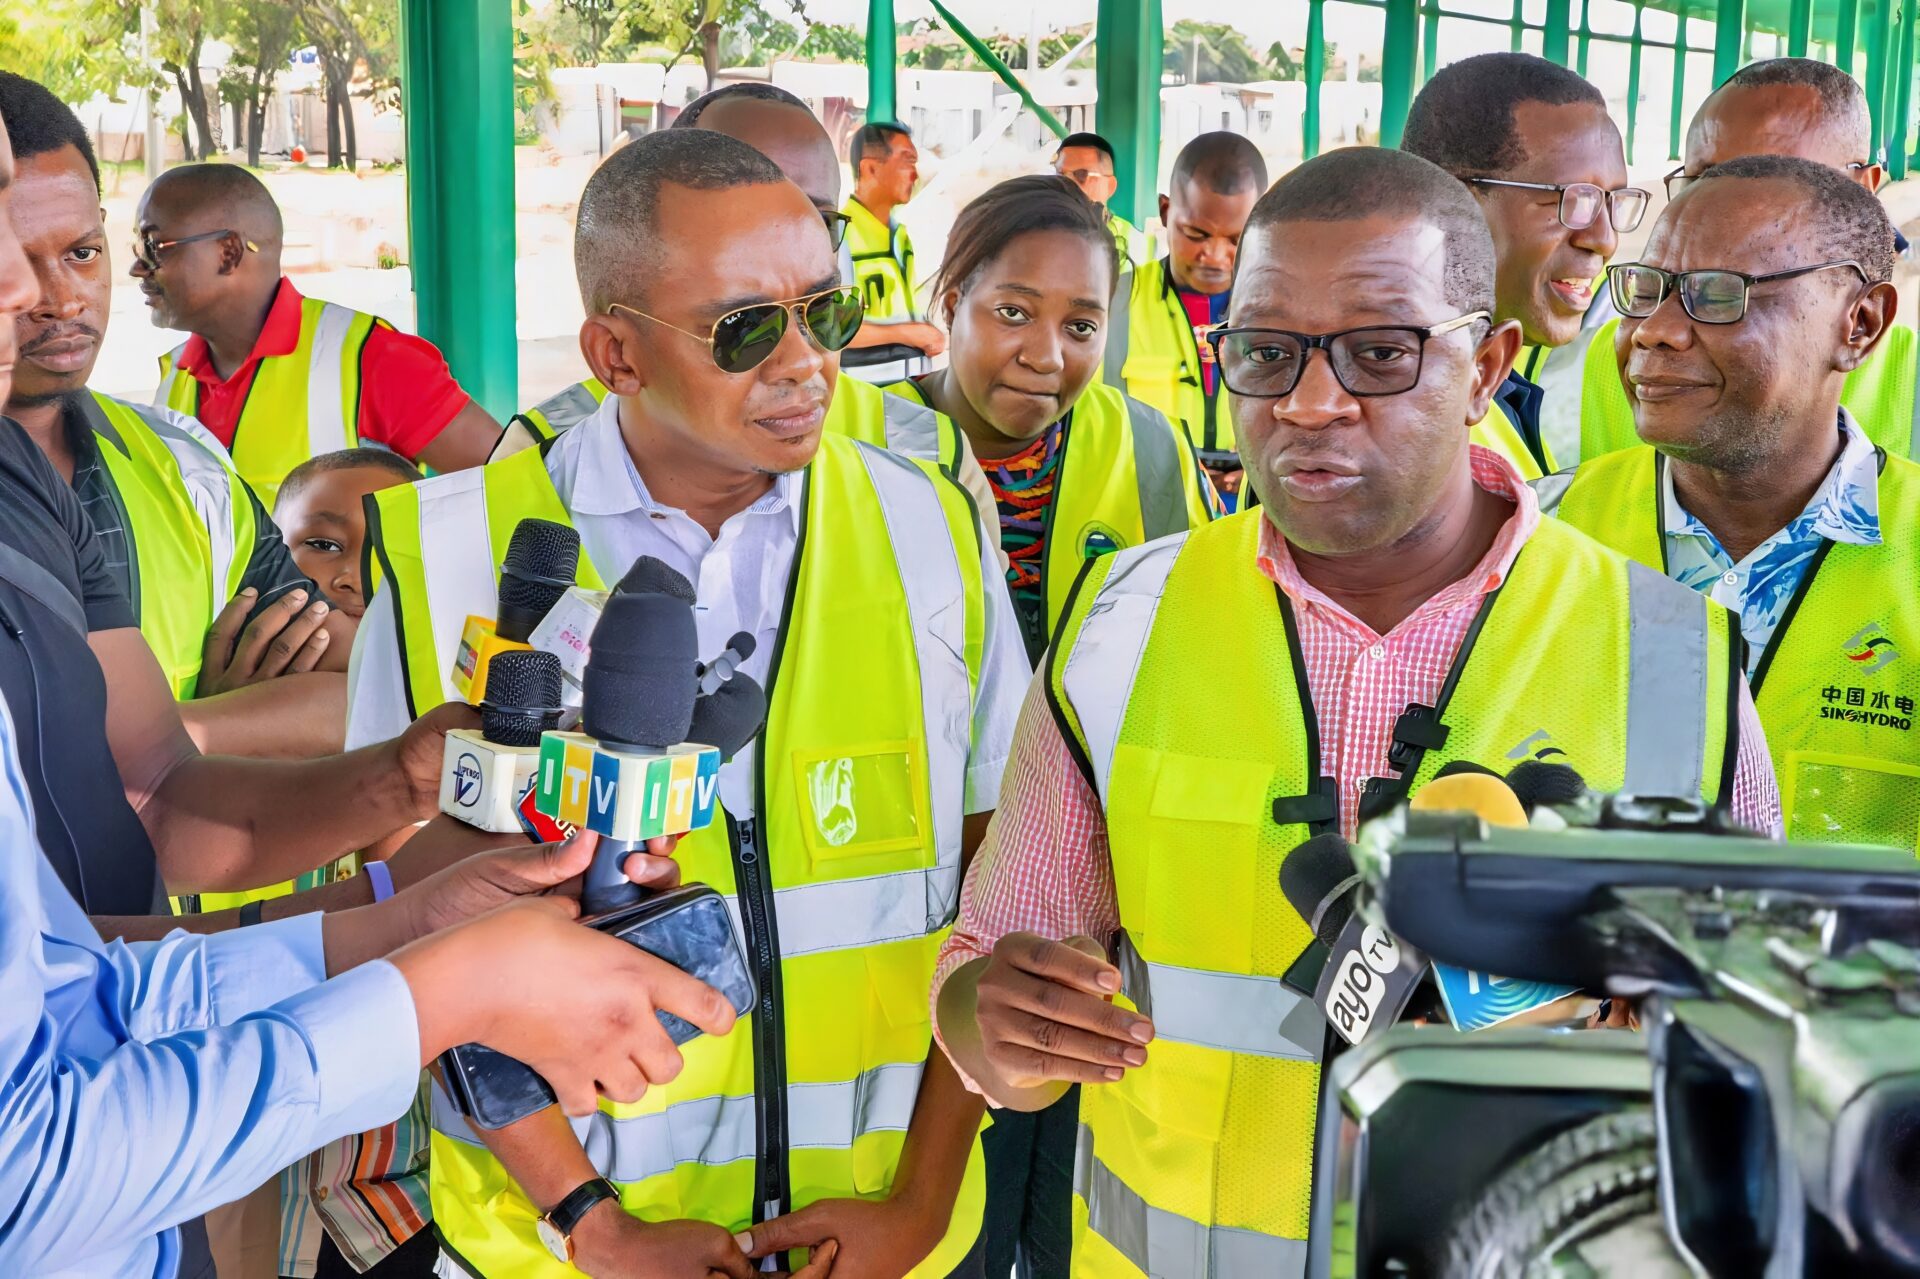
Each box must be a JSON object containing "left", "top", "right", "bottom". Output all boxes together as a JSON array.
[
  {"left": 1687, "top": 58, "right": 1875, "bottom": 182},
  {"left": 1170, "top": 131, "right": 1268, "bottom": 200},
  {"left": 144, "top": 163, "right": 284, "bottom": 255},
  {"left": 672, "top": 85, "right": 839, "bottom": 212}
]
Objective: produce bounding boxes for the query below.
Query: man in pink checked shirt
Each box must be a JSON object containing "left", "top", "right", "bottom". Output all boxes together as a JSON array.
[{"left": 932, "top": 146, "right": 1782, "bottom": 1279}]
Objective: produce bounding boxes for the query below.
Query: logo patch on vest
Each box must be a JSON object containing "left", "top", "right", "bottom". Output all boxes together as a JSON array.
[
  {"left": 1079, "top": 523, "right": 1124, "bottom": 560},
  {"left": 1843, "top": 623, "right": 1900, "bottom": 675},
  {"left": 1505, "top": 729, "right": 1568, "bottom": 763}
]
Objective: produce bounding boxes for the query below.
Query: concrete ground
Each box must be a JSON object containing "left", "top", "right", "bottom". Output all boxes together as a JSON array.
[{"left": 88, "top": 148, "right": 1920, "bottom": 412}]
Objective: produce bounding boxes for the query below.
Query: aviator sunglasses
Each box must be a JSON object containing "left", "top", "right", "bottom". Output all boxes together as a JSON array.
[{"left": 609, "top": 286, "right": 866, "bottom": 374}]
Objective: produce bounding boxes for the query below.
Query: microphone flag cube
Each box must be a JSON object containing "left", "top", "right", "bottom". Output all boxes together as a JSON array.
[
  {"left": 439, "top": 729, "right": 544, "bottom": 834},
  {"left": 452, "top": 615, "right": 532, "bottom": 705},
  {"left": 528, "top": 587, "right": 607, "bottom": 693},
  {"left": 535, "top": 732, "right": 723, "bottom": 840}
]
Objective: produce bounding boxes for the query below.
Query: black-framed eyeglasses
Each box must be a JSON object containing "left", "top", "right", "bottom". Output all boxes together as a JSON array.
[
  {"left": 1206, "top": 311, "right": 1491, "bottom": 399},
  {"left": 1462, "top": 178, "right": 1650, "bottom": 232},
  {"left": 133, "top": 228, "right": 258, "bottom": 271},
  {"left": 1664, "top": 161, "right": 1872, "bottom": 200},
  {"left": 608, "top": 286, "right": 866, "bottom": 374},
  {"left": 821, "top": 209, "right": 851, "bottom": 252},
  {"left": 1609, "top": 260, "right": 1868, "bottom": 325}
]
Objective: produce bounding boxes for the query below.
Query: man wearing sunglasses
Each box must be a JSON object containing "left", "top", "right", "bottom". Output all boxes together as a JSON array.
[
  {"left": 1404, "top": 52, "right": 1646, "bottom": 479},
  {"left": 936, "top": 146, "right": 1777, "bottom": 1279},
  {"left": 1579, "top": 57, "right": 1920, "bottom": 463},
  {"left": 133, "top": 164, "right": 503, "bottom": 507},
  {"left": 1052, "top": 131, "right": 1152, "bottom": 268},
  {"left": 350, "top": 128, "right": 1028, "bottom": 1278},
  {"left": 1545, "top": 155, "right": 1919, "bottom": 851},
  {"left": 502, "top": 82, "right": 1002, "bottom": 554}
]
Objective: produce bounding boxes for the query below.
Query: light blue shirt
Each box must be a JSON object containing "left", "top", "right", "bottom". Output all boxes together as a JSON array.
[
  {"left": 0, "top": 696, "right": 420, "bottom": 1278},
  {"left": 1664, "top": 412, "right": 1882, "bottom": 677}
]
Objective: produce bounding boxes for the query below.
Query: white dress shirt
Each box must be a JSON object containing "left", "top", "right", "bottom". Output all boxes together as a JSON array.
[{"left": 347, "top": 394, "right": 1028, "bottom": 819}]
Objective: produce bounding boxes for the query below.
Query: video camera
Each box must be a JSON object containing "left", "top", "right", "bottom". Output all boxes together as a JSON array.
[{"left": 1312, "top": 796, "right": 1920, "bottom": 1278}]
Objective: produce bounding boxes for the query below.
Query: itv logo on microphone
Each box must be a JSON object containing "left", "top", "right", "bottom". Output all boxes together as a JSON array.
[{"left": 534, "top": 732, "right": 723, "bottom": 840}]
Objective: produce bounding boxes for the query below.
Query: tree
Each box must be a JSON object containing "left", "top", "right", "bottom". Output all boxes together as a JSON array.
[
  {"left": 154, "top": 0, "right": 219, "bottom": 160},
  {"left": 792, "top": 20, "right": 863, "bottom": 63},
  {"left": 0, "top": 0, "right": 139, "bottom": 102},
  {"left": 1163, "top": 19, "right": 1266, "bottom": 85},
  {"left": 301, "top": 0, "right": 396, "bottom": 171},
  {"left": 224, "top": 0, "right": 302, "bottom": 166}
]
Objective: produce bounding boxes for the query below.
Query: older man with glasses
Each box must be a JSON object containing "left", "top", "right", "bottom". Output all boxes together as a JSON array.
[
  {"left": 1543, "top": 153, "right": 1920, "bottom": 853},
  {"left": 1580, "top": 56, "right": 1920, "bottom": 463},
  {"left": 933, "top": 145, "right": 1778, "bottom": 1279},
  {"left": 1403, "top": 52, "right": 1647, "bottom": 478}
]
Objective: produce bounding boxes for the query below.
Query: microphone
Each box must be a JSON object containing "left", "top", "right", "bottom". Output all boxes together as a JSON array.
[
  {"left": 1504, "top": 759, "right": 1589, "bottom": 811},
  {"left": 438, "top": 574, "right": 761, "bottom": 1132},
  {"left": 697, "top": 632, "right": 756, "bottom": 696},
  {"left": 452, "top": 519, "right": 581, "bottom": 705},
  {"left": 1281, "top": 832, "right": 1431, "bottom": 1047},
  {"left": 1407, "top": 772, "right": 1583, "bottom": 1031},
  {"left": 437, "top": 650, "right": 566, "bottom": 836}
]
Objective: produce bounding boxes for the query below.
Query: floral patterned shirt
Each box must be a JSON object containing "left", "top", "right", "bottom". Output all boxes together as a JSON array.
[{"left": 1665, "top": 412, "right": 1881, "bottom": 677}]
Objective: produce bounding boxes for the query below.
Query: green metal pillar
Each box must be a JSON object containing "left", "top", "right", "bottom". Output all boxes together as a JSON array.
[
  {"left": 1837, "top": 0, "right": 1860, "bottom": 73},
  {"left": 1577, "top": 0, "right": 1594, "bottom": 74},
  {"left": 1713, "top": 0, "right": 1747, "bottom": 84},
  {"left": 1868, "top": 0, "right": 1893, "bottom": 162},
  {"left": 1787, "top": 0, "right": 1813, "bottom": 55},
  {"left": 1545, "top": 0, "right": 1573, "bottom": 64},
  {"left": 867, "top": 0, "right": 897, "bottom": 123},
  {"left": 1304, "top": 0, "right": 1326, "bottom": 160},
  {"left": 1625, "top": 0, "right": 1646, "bottom": 162},
  {"left": 1670, "top": 1, "right": 1690, "bottom": 160},
  {"left": 1422, "top": 1, "right": 1441, "bottom": 83},
  {"left": 1893, "top": 0, "right": 1914, "bottom": 177},
  {"left": 1096, "top": 0, "right": 1161, "bottom": 223},
  {"left": 1509, "top": 0, "right": 1526, "bottom": 52},
  {"left": 1381, "top": 0, "right": 1421, "bottom": 147},
  {"left": 400, "top": 0, "right": 516, "bottom": 421},
  {"left": 927, "top": 0, "right": 1067, "bottom": 135}
]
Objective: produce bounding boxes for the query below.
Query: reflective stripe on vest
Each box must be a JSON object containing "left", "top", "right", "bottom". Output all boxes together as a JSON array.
[
  {"left": 1075, "top": 1125, "right": 1310, "bottom": 1279},
  {"left": 1105, "top": 259, "right": 1236, "bottom": 455},
  {"left": 1045, "top": 510, "right": 1731, "bottom": 1277},
  {"left": 1579, "top": 319, "right": 1920, "bottom": 464},
  {"left": 1547, "top": 437, "right": 1920, "bottom": 849},
  {"left": 517, "top": 378, "right": 607, "bottom": 441},
  {"left": 84, "top": 392, "right": 250, "bottom": 698},
  {"left": 1114, "top": 932, "right": 1321, "bottom": 1061},
  {"left": 373, "top": 430, "right": 989, "bottom": 1274},
  {"left": 157, "top": 296, "right": 376, "bottom": 506}
]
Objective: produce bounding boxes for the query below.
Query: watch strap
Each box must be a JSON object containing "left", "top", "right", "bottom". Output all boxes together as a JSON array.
[{"left": 545, "top": 1176, "right": 619, "bottom": 1239}]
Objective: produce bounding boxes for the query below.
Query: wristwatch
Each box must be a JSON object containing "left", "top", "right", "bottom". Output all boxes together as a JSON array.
[{"left": 536, "top": 1177, "right": 619, "bottom": 1263}]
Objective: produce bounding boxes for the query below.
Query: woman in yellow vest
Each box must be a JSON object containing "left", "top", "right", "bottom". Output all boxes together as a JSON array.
[
  {"left": 892, "top": 172, "right": 1216, "bottom": 1276},
  {"left": 901, "top": 174, "right": 1219, "bottom": 663}
]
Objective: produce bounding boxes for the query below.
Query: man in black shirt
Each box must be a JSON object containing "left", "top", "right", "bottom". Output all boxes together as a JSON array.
[{"left": 1, "top": 73, "right": 352, "bottom": 759}]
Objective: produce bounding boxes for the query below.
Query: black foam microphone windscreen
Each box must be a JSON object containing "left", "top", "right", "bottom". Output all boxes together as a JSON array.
[
  {"left": 582, "top": 591, "right": 699, "bottom": 749},
  {"left": 479, "top": 650, "right": 565, "bottom": 746},
  {"left": 498, "top": 519, "right": 581, "bottom": 642},
  {"left": 687, "top": 675, "right": 768, "bottom": 760},
  {"left": 615, "top": 555, "right": 697, "bottom": 604},
  {"left": 1505, "top": 760, "right": 1589, "bottom": 810},
  {"left": 1279, "top": 832, "right": 1363, "bottom": 948},
  {"left": 1434, "top": 760, "right": 1502, "bottom": 781}
]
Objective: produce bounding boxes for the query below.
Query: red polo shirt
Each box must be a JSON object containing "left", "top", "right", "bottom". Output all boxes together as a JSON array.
[{"left": 170, "top": 277, "right": 470, "bottom": 461}]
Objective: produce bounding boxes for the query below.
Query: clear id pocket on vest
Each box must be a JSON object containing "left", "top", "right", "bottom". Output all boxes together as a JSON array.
[
  {"left": 1782, "top": 751, "right": 1920, "bottom": 851},
  {"left": 792, "top": 741, "right": 931, "bottom": 867}
]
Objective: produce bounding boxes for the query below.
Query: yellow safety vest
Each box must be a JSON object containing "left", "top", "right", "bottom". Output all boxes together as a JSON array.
[
  {"left": 888, "top": 378, "right": 1217, "bottom": 636},
  {"left": 1577, "top": 318, "right": 1920, "bottom": 463},
  {"left": 1103, "top": 257, "right": 1238, "bottom": 457},
  {"left": 366, "top": 434, "right": 989, "bottom": 1275},
  {"left": 1045, "top": 510, "right": 1732, "bottom": 1277},
  {"left": 1469, "top": 398, "right": 1556, "bottom": 482},
  {"left": 1107, "top": 212, "right": 1152, "bottom": 269},
  {"left": 843, "top": 197, "right": 917, "bottom": 322},
  {"left": 1544, "top": 442, "right": 1920, "bottom": 850},
  {"left": 155, "top": 294, "right": 379, "bottom": 507},
  {"left": 510, "top": 375, "right": 963, "bottom": 478},
  {"left": 81, "top": 392, "right": 253, "bottom": 698}
]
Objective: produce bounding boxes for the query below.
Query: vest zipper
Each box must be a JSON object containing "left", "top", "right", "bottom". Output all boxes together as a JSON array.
[
  {"left": 1031, "top": 413, "right": 1073, "bottom": 664},
  {"left": 728, "top": 810, "right": 788, "bottom": 1227}
]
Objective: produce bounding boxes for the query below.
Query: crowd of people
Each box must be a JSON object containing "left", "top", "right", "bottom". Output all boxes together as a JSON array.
[{"left": 0, "top": 43, "right": 1913, "bottom": 1279}]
